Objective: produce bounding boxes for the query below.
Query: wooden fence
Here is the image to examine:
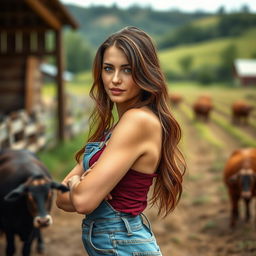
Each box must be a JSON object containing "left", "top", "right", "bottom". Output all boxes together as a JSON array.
[
  {"left": 64, "top": 94, "right": 91, "bottom": 138},
  {"left": 0, "top": 108, "right": 46, "bottom": 152},
  {"left": 0, "top": 95, "right": 91, "bottom": 153}
]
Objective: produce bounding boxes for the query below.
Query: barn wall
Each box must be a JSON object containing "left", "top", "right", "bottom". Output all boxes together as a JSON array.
[
  {"left": 241, "top": 77, "right": 256, "bottom": 86},
  {"left": 25, "top": 56, "right": 43, "bottom": 114},
  {"left": 0, "top": 56, "right": 25, "bottom": 115},
  {"left": 0, "top": 55, "right": 43, "bottom": 116}
]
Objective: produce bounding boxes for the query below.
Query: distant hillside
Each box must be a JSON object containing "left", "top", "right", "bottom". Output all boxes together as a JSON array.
[
  {"left": 158, "top": 13, "right": 256, "bottom": 49},
  {"left": 65, "top": 4, "right": 210, "bottom": 47},
  {"left": 159, "top": 27, "right": 256, "bottom": 74}
]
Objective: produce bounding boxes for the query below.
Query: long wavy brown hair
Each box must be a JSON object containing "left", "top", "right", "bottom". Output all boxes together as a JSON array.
[{"left": 76, "top": 26, "right": 186, "bottom": 217}]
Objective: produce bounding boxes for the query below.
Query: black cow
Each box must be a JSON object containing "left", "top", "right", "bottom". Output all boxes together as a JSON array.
[{"left": 0, "top": 149, "right": 69, "bottom": 256}]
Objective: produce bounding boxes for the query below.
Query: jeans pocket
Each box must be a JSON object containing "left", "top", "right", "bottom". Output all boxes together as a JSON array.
[
  {"left": 114, "top": 225, "right": 161, "bottom": 255},
  {"left": 82, "top": 222, "right": 117, "bottom": 255}
]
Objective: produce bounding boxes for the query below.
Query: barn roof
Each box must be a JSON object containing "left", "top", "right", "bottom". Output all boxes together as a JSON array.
[
  {"left": 234, "top": 59, "right": 256, "bottom": 77},
  {"left": 0, "top": 0, "right": 79, "bottom": 30},
  {"left": 0, "top": 0, "right": 79, "bottom": 141}
]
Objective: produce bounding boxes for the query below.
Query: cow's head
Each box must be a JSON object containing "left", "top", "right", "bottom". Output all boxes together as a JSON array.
[
  {"left": 228, "top": 168, "right": 256, "bottom": 199},
  {"left": 4, "top": 174, "right": 69, "bottom": 228}
]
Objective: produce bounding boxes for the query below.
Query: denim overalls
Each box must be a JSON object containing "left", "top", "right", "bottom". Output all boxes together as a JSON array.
[{"left": 82, "top": 133, "right": 162, "bottom": 256}]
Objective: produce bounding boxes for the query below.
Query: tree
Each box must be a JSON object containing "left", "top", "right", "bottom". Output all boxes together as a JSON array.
[
  {"left": 241, "top": 4, "right": 250, "bottom": 13},
  {"left": 251, "top": 52, "right": 256, "bottom": 59},
  {"left": 64, "top": 31, "right": 93, "bottom": 73},
  {"left": 197, "top": 65, "right": 215, "bottom": 85},
  {"left": 219, "top": 44, "right": 237, "bottom": 81},
  {"left": 217, "top": 6, "right": 226, "bottom": 15},
  {"left": 179, "top": 55, "right": 193, "bottom": 75}
]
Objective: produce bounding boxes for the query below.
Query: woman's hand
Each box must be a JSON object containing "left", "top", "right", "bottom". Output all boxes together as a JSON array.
[
  {"left": 105, "top": 193, "right": 113, "bottom": 200},
  {"left": 67, "top": 175, "right": 81, "bottom": 190}
]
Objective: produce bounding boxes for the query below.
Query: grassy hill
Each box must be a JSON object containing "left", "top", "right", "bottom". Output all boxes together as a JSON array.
[
  {"left": 159, "top": 27, "right": 256, "bottom": 74},
  {"left": 191, "top": 15, "right": 220, "bottom": 28}
]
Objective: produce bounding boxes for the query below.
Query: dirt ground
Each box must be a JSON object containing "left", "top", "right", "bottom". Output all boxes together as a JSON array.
[{"left": 1, "top": 107, "right": 256, "bottom": 256}]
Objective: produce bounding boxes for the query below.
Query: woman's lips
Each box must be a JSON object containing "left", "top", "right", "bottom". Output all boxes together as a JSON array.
[{"left": 110, "top": 88, "right": 125, "bottom": 95}]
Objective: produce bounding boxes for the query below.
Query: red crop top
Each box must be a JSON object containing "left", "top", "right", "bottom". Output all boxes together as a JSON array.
[{"left": 89, "top": 145, "right": 157, "bottom": 215}]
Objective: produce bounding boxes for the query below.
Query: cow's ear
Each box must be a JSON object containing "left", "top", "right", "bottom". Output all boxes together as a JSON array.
[
  {"left": 4, "top": 184, "right": 27, "bottom": 202},
  {"left": 50, "top": 181, "right": 69, "bottom": 192}
]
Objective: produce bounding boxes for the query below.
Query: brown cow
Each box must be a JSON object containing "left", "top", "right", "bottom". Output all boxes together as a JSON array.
[
  {"left": 193, "top": 95, "right": 213, "bottom": 122},
  {"left": 232, "top": 100, "right": 254, "bottom": 125},
  {"left": 223, "top": 148, "right": 256, "bottom": 228},
  {"left": 169, "top": 93, "right": 183, "bottom": 107}
]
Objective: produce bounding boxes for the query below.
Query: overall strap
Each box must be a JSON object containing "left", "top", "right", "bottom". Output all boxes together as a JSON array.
[
  {"left": 99, "top": 131, "right": 112, "bottom": 148},
  {"left": 104, "top": 131, "right": 112, "bottom": 143}
]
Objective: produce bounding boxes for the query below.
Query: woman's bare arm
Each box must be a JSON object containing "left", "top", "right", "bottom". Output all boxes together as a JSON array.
[
  {"left": 68, "top": 109, "right": 154, "bottom": 214},
  {"left": 56, "top": 163, "right": 84, "bottom": 212}
]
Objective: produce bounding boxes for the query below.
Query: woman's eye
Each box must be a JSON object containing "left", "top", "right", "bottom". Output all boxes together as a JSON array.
[
  {"left": 123, "top": 68, "right": 131, "bottom": 73},
  {"left": 103, "top": 66, "right": 113, "bottom": 72}
]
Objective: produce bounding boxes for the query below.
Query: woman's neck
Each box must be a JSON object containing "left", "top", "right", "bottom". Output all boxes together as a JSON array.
[
  {"left": 116, "top": 104, "right": 128, "bottom": 119},
  {"left": 116, "top": 98, "right": 142, "bottom": 119}
]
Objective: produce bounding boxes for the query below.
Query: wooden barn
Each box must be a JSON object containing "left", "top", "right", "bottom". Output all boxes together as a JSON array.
[
  {"left": 233, "top": 59, "right": 256, "bottom": 86},
  {"left": 0, "top": 0, "right": 78, "bottom": 144}
]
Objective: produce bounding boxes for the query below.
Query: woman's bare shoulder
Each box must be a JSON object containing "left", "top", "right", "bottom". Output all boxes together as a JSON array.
[
  {"left": 118, "top": 107, "right": 161, "bottom": 135},
  {"left": 122, "top": 107, "right": 159, "bottom": 122}
]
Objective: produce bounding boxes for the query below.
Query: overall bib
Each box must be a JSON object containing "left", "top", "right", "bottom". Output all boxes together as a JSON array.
[{"left": 82, "top": 134, "right": 162, "bottom": 256}]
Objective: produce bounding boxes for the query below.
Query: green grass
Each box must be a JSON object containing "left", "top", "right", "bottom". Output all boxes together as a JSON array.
[
  {"left": 201, "top": 220, "right": 217, "bottom": 231},
  {"left": 211, "top": 112, "right": 256, "bottom": 148},
  {"left": 187, "top": 174, "right": 203, "bottom": 182},
  {"left": 212, "top": 103, "right": 256, "bottom": 128},
  {"left": 42, "top": 82, "right": 56, "bottom": 97},
  {"left": 42, "top": 71, "right": 92, "bottom": 99},
  {"left": 159, "top": 27, "right": 256, "bottom": 74},
  {"left": 179, "top": 89, "right": 256, "bottom": 148},
  {"left": 38, "top": 131, "right": 89, "bottom": 180},
  {"left": 170, "top": 82, "right": 256, "bottom": 126},
  {"left": 191, "top": 15, "right": 220, "bottom": 28},
  {"left": 192, "top": 195, "right": 210, "bottom": 206},
  {"left": 171, "top": 85, "right": 256, "bottom": 129},
  {"left": 179, "top": 103, "right": 225, "bottom": 150}
]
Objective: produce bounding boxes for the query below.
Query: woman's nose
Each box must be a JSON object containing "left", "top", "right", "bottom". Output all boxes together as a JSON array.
[{"left": 112, "top": 72, "right": 121, "bottom": 84}]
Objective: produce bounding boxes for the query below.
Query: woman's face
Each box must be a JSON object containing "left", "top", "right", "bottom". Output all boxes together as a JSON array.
[{"left": 102, "top": 45, "right": 141, "bottom": 105}]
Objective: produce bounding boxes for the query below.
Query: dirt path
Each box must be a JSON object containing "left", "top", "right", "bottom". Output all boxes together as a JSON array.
[
  {"left": 1, "top": 105, "right": 256, "bottom": 256},
  {"left": 156, "top": 107, "right": 256, "bottom": 256}
]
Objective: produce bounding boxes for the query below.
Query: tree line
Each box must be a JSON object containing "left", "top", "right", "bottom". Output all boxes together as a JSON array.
[{"left": 158, "top": 13, "right": 256, "bottom": 49}]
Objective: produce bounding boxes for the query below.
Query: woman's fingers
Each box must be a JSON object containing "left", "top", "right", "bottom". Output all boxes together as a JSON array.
[{"left": 105, "top": 194, "right": 113, "bottom": 200}]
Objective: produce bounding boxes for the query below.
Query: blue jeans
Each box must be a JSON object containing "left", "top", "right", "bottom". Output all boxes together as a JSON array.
[
  {"left": 82, "top": 201, "right": 162, "bottom": 256},
  {"left": 82, "top": 136, "right": 162, "bottom": 255}
]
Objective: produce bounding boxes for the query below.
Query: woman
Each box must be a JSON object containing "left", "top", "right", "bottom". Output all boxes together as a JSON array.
[{"left": 56, "top": 26, "right": 185, "bottom": 256}]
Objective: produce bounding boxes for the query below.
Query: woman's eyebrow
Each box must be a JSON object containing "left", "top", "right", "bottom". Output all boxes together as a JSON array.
[{"left": 103, "top": 62, "right": 130, "bottom": 67}]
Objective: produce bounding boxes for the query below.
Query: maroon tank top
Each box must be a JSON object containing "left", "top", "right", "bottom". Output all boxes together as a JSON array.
[{"left": 89, "top": 143, "right": 157, "bottom": 216}]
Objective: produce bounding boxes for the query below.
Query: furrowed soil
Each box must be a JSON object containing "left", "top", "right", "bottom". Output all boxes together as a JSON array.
[{"left": 1, "top": 102, "right": 256, "bottom": 256}]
